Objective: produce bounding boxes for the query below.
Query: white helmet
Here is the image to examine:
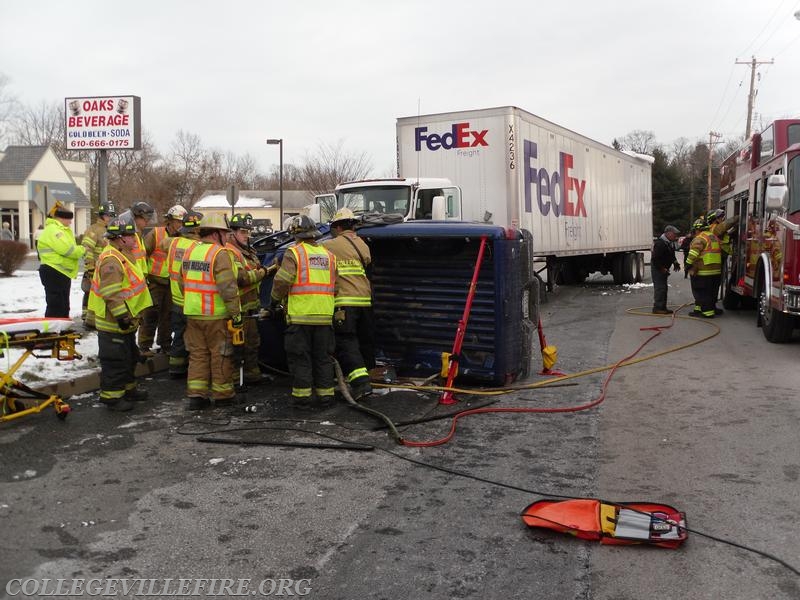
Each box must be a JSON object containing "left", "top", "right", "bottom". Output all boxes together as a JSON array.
[{"left": 164, "top": 205, "right": 188, "bottom": 221}]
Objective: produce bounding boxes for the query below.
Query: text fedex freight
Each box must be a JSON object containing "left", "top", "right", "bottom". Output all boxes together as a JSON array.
[{"left": 396, "top": 106, "right": 654, "bottom": 286}]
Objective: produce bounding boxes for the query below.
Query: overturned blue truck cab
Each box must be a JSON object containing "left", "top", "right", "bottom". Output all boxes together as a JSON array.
[{"left": 254, "top": 221, "right": 537, "bottom": 386}]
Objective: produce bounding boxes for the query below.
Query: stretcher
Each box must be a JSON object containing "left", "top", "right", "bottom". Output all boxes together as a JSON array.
[{"left": 0, "top": 318, "right": 81, "bottom": 423}]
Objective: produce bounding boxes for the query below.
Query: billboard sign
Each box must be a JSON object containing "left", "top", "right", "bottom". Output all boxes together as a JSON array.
[{"left": 64, "top": 95, "right": 141, "bottom": 150}]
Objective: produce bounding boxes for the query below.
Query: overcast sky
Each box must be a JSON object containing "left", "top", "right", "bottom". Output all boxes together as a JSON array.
[{"left": 2, "top": 0, "right": 800, "bottom": 176}]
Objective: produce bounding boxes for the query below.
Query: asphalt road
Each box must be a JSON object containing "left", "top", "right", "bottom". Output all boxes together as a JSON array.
[{"left": 1, "top": 272, "right": 798, "bottom": 599}]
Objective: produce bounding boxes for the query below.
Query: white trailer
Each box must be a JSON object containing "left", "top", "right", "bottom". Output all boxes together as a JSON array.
[{"left": 396, "top": 106, "right": 653, "bottom": 286}]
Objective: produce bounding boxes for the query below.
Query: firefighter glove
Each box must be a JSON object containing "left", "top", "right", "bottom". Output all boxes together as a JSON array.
[
  {"left": 116, "top": 315, "right": 133, "bottom": 331},
  {"left": 231, "top": 313, "right": 244, "bottom": 329},
  {"left": 334, "top": 309, "right": 346, "bottom": 326}
]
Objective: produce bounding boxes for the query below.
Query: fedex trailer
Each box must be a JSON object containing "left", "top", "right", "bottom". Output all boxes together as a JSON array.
[{"left": 396, "top": 106, "right": 653, "bottom": 287}]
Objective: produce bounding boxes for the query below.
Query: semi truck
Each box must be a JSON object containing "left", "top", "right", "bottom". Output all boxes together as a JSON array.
[
  {"left": 320, "top": 107, "right": 653, "bottom": 288},
  {"left": 718, "top": 118, "right": 800, "bottom": 342},
  {"left": 397, "top": 106, "right": 653, "bottom": 287}
]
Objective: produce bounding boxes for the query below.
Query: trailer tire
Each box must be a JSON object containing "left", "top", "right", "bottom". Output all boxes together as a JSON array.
[
  {"left": 634, "top": 252, "right": 644, "bottom": 283},
  {"left": 621, "top": 253, "right": 636, "bottom": 284}
]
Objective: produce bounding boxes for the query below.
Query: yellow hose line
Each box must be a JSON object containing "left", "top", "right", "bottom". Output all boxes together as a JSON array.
[{"left": 373, "top": 304, "right": 720, "bottom": 397}]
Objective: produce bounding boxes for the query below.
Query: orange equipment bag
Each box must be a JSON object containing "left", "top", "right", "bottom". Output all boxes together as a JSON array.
[{"left": 521, "top": 498, "right": 687, "bottom": 549}]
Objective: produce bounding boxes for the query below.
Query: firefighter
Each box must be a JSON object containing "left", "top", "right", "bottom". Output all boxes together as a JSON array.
[
  {"left": 270, "top": 215, "right": 337, "bottom": 409},
  {"left": 37, "top": 201, "right": 86, "bottom": 318},
  {"left": 140, "top": 204, "right": 187, "bottom": 356},
  {"left": 226, "top": 213, "right": 276, "bottom": 385},
  {"left": 650, "top": 224, "right": 680, "bottom": 314},
  {"left": 681, "top": 218, "right": 705, "bottom": 277},
  {"left": 322, "top": 207, "right": 374, "bottom": 398},
  {"left": 87, "top": 215, "right": 153, "bottom": 411},
  {"left": 165, "top": 209, "right": 203, "bottom": 378},
  {"left": 686, "top": 209, "right": 725, "bottom": 318},
  {"left": 119, "top": 201, "right": 155, "bottom": 354},
  {"left": 179, "top": 213, "right": 242, "bottom": 410},
  {"left": 80, "top": 201, "right": 116, "bottom": 329}
]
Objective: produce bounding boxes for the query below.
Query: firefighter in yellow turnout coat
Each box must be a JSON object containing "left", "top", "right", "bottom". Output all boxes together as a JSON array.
[
  {"left": 164, "top": 210, "right": 203, "bottom": 378},
  {"left": 179, "top": 214, "right": 242, "bottom": 410},
  {"left": 80, "top": 201, "right": 116, "bottom": 328},
  {"left": 226, "top": 213, "right": 276, "bottom": 385},
  {"left": 140, "top": 204, "right": 186, "bottom": 355},
  {"left": 271, "top": 216, "right": 337, "bottom": 408},
  {"left": 88, "top": 216, "right": 153, "bottom": 412},
  {"left": 322, "top": 208, "right": 374, "bottom": 399}
]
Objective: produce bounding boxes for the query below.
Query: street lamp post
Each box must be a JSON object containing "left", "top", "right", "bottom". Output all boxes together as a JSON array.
[{"left": 266, "top": 138, "right": 283, "bottom": 230}]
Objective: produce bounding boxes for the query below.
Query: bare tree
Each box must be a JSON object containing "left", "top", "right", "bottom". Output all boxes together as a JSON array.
[
  {"left": 299, "top": 140, "right": 372, "bottom": 195},
  {"left": 9, "top": 101, "right": 65, "bottom": 153},
  {"left": 617, "top": 130, "right": 659, "bottom": 155}
]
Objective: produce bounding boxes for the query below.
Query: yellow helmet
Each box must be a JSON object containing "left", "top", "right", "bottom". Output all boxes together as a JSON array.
[
  {"left": 198, "top": 213, "right": 231, "bottom": 231},
  {"left": 331, "top": 207, "right": 356, "bottom": 224}
]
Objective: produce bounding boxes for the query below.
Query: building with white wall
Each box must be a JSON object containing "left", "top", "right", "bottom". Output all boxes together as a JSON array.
[{"left": 0, "top": 146, "right": 91, "bottom": 248}]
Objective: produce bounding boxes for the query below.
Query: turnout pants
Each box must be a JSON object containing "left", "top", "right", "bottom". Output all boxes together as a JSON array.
[
  {"left": 690, "top": 274, "right": 719, "bottom": 317},
  {"left": 97, "top": 329, "right": 139, "bottom": 401},
  {"left": 184, "top": 318, "right": 235, "bottom": 401},
  {"left": 168, "top": 307, "right": 188, "bottom": 376},
  {"left": 39, "top": 264, "right": 71, "bottom": 318},
  {"left": 243, "top": 317, "right": 262, "bottom": 383},
  {"left": 334, "top": 306, "right": 372, "bottom": 385},
  {"left": 284, "top": 324, "right": 335, "bottom": 400},
  {"left": 138, "top": 279, "right": 173, "bottom": 351}
]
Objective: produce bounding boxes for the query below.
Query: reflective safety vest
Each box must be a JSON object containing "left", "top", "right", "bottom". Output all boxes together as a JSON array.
[
  {"left": 37, "top": 218, "right": 86, "bottom": 278},
  {"left": 88, "top": 246, "right": 152, "bottom": 333},
  {"left": 226, "top": 243, "right": 262, "bottom": 312},
  {"left": 183, "top": 243, "right": 232, "bottom": 318},
  {"left": 286, "top": 243, "right": 335, "bottom": 325},
  {"left": 148, "top": 227, "right": 170, "bottom": 279},
  {"left": 131, "top": 232, "right": 148, "bottom": 275},
  {"left": 688, "top": 231, "right": 722, "bottom": 276},
  {"left": 323, "top": 232, "right": 372, "bottom": 307},
  {"left": 167, "top": 237, "right": 198, "bottom": 306}
]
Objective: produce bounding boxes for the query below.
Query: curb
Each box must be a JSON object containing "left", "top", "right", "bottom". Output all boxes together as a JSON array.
[{"left": 35, "top": 353, "right": 169, "bottom": 398}]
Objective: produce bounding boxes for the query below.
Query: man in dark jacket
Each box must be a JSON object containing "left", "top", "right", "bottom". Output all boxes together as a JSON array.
[{"left": 651, "top": 225, "right": 681, "bottom": 314}]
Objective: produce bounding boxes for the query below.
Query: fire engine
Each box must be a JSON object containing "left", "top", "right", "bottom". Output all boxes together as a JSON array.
[{"left": 719, "top": 119, "right": 800, "bottom": 342}]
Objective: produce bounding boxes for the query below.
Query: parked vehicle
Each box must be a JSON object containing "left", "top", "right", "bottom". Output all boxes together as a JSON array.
[
  {"left": 395, "top": 106, "right": 654, "bottom": 288},
  {"left": 718, "top": 119, "right": 800, "bottom": 342}
]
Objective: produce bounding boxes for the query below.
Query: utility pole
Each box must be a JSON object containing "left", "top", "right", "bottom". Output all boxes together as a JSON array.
[
  {"left": 736, "top": 56, "right": 774, "bottom": 139},
  {"left": 707, "top": 131, "right": 723, "bottom": 212}
]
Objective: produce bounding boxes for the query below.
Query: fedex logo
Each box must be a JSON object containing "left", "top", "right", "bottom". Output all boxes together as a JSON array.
[
  {"left": 414, "top": 122, "right": 489, "bottom": 151},
  {"left": 523, "top": 140, "right": 587, "bottom": 217}
]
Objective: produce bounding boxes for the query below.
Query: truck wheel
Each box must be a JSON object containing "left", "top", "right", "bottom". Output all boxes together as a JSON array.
[
  {"left": 634, "top": 253, "right": 644, "bottom": 283},
  {"left": 622, "top": 253, "right": 636, "bottom": 284},
  {"left": 759, "top": 274, "right": 794, "bottom": 343}
]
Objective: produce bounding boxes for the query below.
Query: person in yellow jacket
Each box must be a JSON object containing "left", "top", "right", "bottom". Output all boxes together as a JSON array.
[
  {"left": 226, "top": 213, "right": 276, "bottom": 386},
  {"left": 139, "top": 204, "right": 187, "bottom": 356},
  {"left": 686, "top": 209, "right": 725, "bottom": 318},
  {"left": 37, "top": 201, "right": 86, "bottom": 317},
  {"left": 271, "top": 215, "right": 337, "bottom": 409},
  {"left": 87, "top": 216, "right": 154, "bottom": 411},
  {"left": 165, "top": 209, "right": 203, "bottom": 378},
  {"left": 179, "top": 213, "right": 242, "bottom": 410},
  {"left": 321, "top": 208, "right": 374, "bottom": 399},
  {"left": 80, "top": 201, "right": 116, "bottom": 329}
]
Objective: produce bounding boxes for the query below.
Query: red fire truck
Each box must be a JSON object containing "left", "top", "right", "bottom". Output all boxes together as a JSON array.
[{"left": 719, "top": 119, "right": 800, "bottom": 342}]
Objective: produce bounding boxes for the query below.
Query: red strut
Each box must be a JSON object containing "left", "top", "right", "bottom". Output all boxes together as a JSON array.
[{"left": 440, "top": 236, "right": 488, "bottom": 405}]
